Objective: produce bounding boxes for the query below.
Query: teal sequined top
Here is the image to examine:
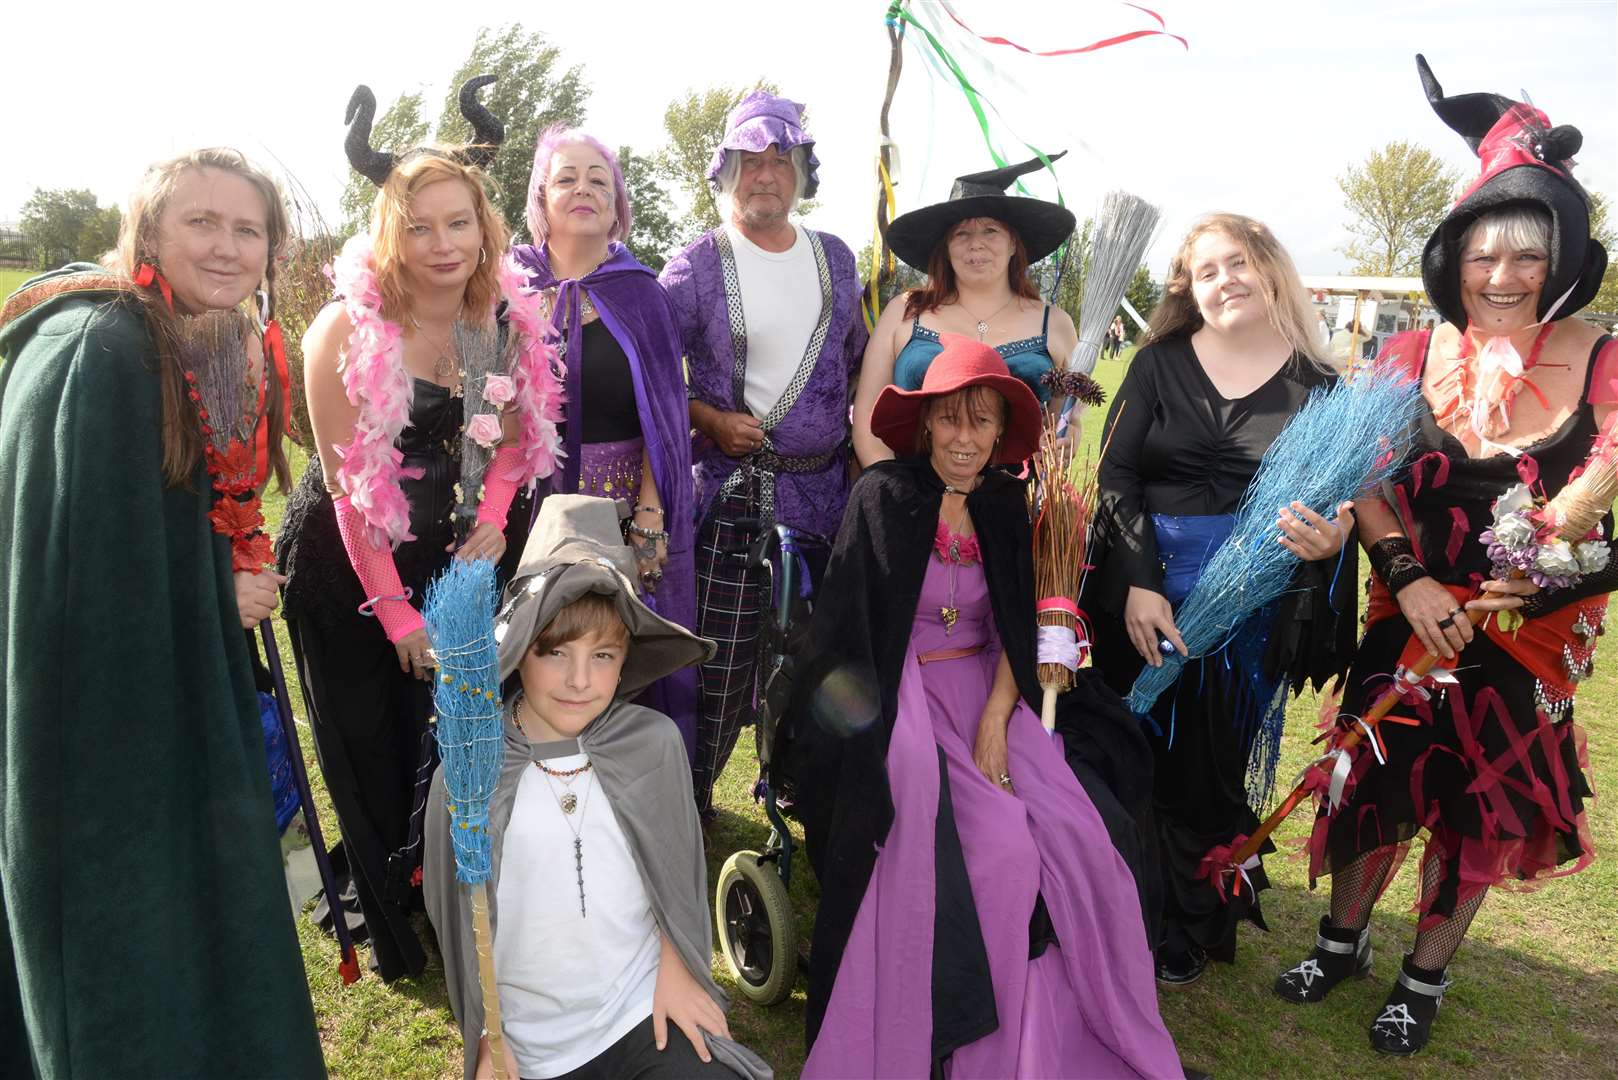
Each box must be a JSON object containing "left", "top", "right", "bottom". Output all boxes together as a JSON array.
[{"left": 893, "top": 305, "right": 1055, "bottom": 402}]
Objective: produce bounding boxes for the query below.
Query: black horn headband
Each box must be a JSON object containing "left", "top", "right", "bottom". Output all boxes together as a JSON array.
[{"left": 344, "top": 75, "right": 505, "bottom": 187}]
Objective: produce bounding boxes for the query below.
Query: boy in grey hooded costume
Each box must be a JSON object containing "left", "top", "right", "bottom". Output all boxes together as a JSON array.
[{"left": 423, "top": 495, "right": 772, "bottom": 1080}]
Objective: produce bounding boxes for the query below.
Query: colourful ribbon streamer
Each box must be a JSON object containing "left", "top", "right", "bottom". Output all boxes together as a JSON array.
[{"left": 938, "top": 0, "right": 1188, "bottom": 56}]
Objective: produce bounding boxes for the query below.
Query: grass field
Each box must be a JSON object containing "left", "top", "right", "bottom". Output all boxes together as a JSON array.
[
  {"left": 1, "top": 269, "right": 40, "bottom": 300},
  {"left": 263, "top": 350, "right": 1618, "bottom": 1079}
]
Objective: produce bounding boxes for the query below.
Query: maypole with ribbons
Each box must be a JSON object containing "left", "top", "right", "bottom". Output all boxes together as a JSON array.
[{"left": 863, "top": 1, "right": 1187, "bottom": 330}]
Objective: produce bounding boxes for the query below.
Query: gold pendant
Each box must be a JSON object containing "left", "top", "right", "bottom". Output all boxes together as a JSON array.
[
  {"left": 561, "top": 792, "right": 578, "bottom": 814},
  {"left": 940, "top": 606, "right": 958, "bottom": 630}
]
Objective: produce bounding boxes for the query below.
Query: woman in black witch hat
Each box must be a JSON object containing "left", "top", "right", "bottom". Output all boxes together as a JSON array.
[
  {"left": 852, "top": 154, "right": 1079, "bottom": 465},
  {"left": 1274, "top": 55, "right": 1615, "bottom": 1056},
  {"left": 275, "top": 77, "right": 565, "bottom": 981}
]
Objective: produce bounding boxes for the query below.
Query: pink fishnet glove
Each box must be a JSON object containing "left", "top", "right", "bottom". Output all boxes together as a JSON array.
[
  {"left": 475, "top": 446, "right": 527, "bottom": 531},
  {"left": 333, "top": 494, "right": 425, "bottom": 642}
]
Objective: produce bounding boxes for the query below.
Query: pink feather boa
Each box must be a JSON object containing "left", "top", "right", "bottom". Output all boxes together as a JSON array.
[{"left": 327, "top": 234, "right": 566, "bottom": 547}]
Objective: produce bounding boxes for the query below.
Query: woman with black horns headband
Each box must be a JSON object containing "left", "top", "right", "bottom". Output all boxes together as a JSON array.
[{"left": 275, "top": 77, "right": 566, "bottom": 981}]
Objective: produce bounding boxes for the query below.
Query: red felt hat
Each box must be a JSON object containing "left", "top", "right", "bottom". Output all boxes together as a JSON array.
[{"left": 869, "top": 335, "right": 1043, "bottom": 463}]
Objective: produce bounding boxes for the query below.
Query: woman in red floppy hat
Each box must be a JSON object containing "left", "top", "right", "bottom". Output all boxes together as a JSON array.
[{"left": 787, "top": 335, "right": 1183, "bottom": 1077}]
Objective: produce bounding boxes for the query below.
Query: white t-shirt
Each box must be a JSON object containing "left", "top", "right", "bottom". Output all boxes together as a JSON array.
[
  {"left": 494, "top": 754, "right": 661, "bottom": 1079},
  {"left": 725, "top": 223, "right": 822, "bottom": 419}
]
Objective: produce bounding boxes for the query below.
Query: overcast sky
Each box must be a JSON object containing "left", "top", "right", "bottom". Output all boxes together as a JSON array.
[{"left": 8, "top": 0, "right": 1615, "bottom": 276}]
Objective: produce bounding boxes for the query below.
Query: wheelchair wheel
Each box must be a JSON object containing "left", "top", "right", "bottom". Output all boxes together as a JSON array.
[{"left": 715, "top": 850, "right": 796, "bottom": 1006}]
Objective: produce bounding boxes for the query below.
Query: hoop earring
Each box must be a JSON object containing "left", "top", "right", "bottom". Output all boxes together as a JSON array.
[
  {"left": 478, "top": 247, "right": 487, "bottom": 266},
  {"left": 256, "top": 285, "right": 271, "bottom": 326}
]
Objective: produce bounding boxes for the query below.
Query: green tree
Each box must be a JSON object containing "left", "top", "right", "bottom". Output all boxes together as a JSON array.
[
  {"left": 856, "top": 239, "right": 926, "bottom": 309},
  {"left": 337, "top": 90, "right": 429, "bottom": 237},
  {"left": 20, "top": 188, "right": 115, "bottom": 267},
  {"left": 437, "top": 24, "right": 590, "bottom": 242},
  {"left": 1337, "top": 141, "right": 1462, "bottom": 276},
  {"left": 1121, "top": 264, "right": 1162, "bottom": 333},
  {"left": 79, "top": 205, "right": 122, "bottom": 263},
  {"left": 1044, "top": 217, "right": 1093, "bottom": 329},
  {"left": 1587, "top": 189, "right": 1618, "bottom": 317},
  {"left": 619, "top": 145, "right": 679, "bottom": 273},
  {"left": 660, "top": 83, "right": 775, "bottom": 241}
]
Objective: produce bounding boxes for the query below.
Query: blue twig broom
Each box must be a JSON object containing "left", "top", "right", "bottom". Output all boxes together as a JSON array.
[
  {"left": 1126, "top": 366, "right": 1423, "bottom": 727},
  {"left": 424, "top": 558, "right": 509, "bottom": 1080}
]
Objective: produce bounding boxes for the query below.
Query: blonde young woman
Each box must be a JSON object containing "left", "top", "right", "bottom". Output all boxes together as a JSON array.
[
  {"left": 1086, "top": 214, "right": 1358, "bottom": 986},
  {"left": 276, "top": 79, "right": 563, "bottom": 982},
  {"left": 0, "top": 149, "right": 322, "bottom": 1076}
]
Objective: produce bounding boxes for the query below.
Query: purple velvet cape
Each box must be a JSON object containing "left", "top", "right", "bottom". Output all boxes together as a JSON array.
[
  {"left": 658, "top": 228, "right": 868, "bottom": 541},
  {"left": 512, "top": 241, "right": 699, "bottom": 756}
]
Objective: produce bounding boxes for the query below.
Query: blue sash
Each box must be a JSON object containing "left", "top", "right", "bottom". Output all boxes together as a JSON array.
[{"left": 1148, "top": 513, "right": 1285, "bottom": 809}]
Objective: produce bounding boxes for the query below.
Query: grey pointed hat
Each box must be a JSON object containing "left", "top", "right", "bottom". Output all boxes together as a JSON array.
[{"left": 493, "top": 495, "right": 713, "bottom": 694}]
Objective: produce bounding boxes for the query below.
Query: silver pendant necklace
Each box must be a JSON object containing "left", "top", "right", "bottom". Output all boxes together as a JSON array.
[
  {"left": 407, "top": 312, "right": 459, "bottom": 380},
  {"left": 959, "top": 296, "right": 1016, "bottom": 340},
  {"left": 537, "top": 766, "right": 593, "bottom": 918}
]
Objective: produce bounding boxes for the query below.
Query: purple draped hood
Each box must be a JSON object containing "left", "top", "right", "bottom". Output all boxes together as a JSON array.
[
  {"left": 707, "top": 91, "right": 820, "bottom": 198},
  {"left": 511, "top": 241, "right": 699, "bottom": 755}
]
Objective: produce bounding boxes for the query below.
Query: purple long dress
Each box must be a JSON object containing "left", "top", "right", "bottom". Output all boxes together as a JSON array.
[{"left": 806, "top": 545, "right": 1182, "bottom": 1079}]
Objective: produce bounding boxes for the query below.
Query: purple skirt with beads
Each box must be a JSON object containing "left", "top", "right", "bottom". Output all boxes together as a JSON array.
[{"left": 535, "top": 437, "right": 699, "bottom": 757}]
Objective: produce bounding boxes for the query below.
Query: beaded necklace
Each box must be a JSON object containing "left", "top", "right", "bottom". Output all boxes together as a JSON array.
[{"left": 140, "top": 264, "right": 286, "bottom": 573}]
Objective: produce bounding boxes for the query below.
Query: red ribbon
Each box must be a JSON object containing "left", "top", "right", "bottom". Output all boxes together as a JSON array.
[
  {"left": 941, "top": 1, "right": 1188, "bottom": 56},
  {"left": 131, "top": 263, "right": 173, "bottom": 311},
  {"left": 1196, "top": 833, "right": 1251, "bottom": 902},
  {"left": 1410, "top": 451, "right": 1450, "bottom": 497},
  {"left": 263, "top": 321, "right": 293, "bottom": 436}
]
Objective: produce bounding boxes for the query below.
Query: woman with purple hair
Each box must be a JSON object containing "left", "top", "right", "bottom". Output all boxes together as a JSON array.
[{"left": 511, "top": 127, "right": 699, "bottom": 756}]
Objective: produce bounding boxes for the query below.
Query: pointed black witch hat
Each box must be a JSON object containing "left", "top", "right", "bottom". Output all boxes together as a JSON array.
[
  {"left": 885, "top": 152, "right": 1076, "bottom": 269},
  {"left": 1415, "top": 54, "right": 1606, "bottom": 327},
  {"left": 344, "top": 75, "right": 505, "bottom": 186}
]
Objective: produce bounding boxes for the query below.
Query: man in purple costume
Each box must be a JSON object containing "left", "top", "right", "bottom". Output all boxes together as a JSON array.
[{"left": 659, "top": 91, "right": 868, "bottom": 820}]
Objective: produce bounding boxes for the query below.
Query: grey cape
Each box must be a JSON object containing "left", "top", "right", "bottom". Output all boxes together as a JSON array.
[{"left": 422, "top": 494, "right": 770, "bottom": 1080}]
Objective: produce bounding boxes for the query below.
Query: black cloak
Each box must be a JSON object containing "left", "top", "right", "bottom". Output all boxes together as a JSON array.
[{"left": 784, "top": 458, "right": 1155, "bottom": 1052}]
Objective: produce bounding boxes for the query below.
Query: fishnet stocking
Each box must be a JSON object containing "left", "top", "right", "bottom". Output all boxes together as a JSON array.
[
  {"left": 1328, "top": 844, "right": 1400, "bottom": 932},
  {"left": 1411, "top": 849, "right": 1488, "bottom": 970}
]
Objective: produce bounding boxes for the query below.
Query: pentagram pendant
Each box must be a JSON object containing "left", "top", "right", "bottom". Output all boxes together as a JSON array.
[
  {"left": 434, "top": 352, "right": 454, "bottom": 379},
  {"left": 940, "top": 606, "right": 958, "bottom": 629},
  {"left": 560, "top": 792, "right": 578, "bottom": 814},
  {"left": 975, "top": 321, "right": 989, "bottom": 338}
]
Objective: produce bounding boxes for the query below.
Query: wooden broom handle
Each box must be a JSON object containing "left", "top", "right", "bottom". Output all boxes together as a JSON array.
[{"left": 1228, "top": 600, "right": 1490, "bottom": 867}]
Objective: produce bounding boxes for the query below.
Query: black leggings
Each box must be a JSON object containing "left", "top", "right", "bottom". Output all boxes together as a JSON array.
[
  {"left": 546, "top": 1016, "right": 736, "bottom": 1079},
  {"left": 287, "top": 613, "right": 433, "bottom": 982}
]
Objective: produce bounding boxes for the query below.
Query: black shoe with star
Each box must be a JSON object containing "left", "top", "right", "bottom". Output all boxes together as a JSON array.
[
  {"left": 1274, "top": 916, "right": 1372, "bottom": 1004},
  {"left": 1368, "top": 955, "right": 1450, "bottom": 1056}
]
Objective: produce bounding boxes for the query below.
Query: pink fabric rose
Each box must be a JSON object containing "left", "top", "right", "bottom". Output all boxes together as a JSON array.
[
  {"left": 465, "top": 412, "right": 504, "bottom": 448},
  {"left": 482, "top": 373, "right": 516, "bottom": 407}
]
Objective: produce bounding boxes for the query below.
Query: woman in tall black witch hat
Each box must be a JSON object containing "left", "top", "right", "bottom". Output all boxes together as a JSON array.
[
  {"left": 275, "top": 77, "right": 566, "bottom": 981},
  {"left": 1274, "top": 55, "right": 1615, "bottom": 1056},
  {"left": 852, "top": 154, "right": 1079, "bottom": 465}
]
